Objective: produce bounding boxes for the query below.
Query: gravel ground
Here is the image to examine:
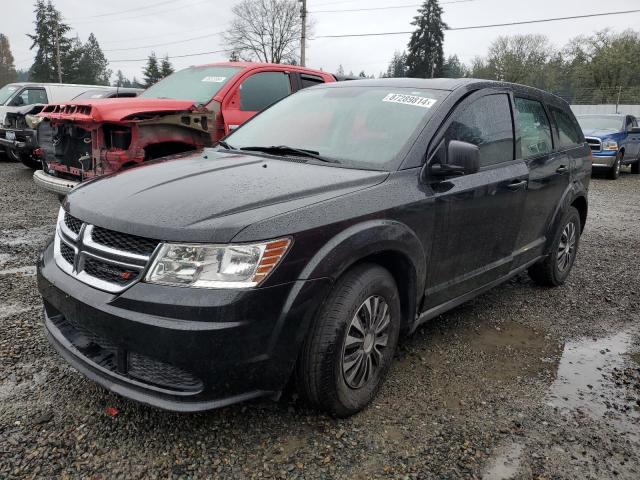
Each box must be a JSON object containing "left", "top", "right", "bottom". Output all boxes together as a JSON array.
[{"left": 0, "top": 161, "right": 639, "bottom": 479}]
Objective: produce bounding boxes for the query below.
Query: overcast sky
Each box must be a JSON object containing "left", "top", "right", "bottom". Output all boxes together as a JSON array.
[{"left": 4, "top": 0, "right": 640, "bottom": 82}]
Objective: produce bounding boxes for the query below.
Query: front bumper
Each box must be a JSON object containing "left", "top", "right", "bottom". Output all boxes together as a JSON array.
[
  {"left": 590, "top": 150, "right": 617, "bottom": 168},
  {"left": 38, "top": 242, "right": 332, "bottom": 411},
  {"left": 33, "top": 170, "right": 78, "bottom": 195},
  {"left": 0, "top": 127, "right": 37, "bottom": 152}
]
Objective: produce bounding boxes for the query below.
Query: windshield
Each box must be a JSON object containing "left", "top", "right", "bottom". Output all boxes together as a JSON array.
[
  {"left": 224, "top": 86, "right": 448, "bottom": 170},
  {"left": 577, "top": 115, "right": 623, "bottom": 132},
  {"left": 141, "top": 66, "right": 242, "bottom": 104},
  {"left": 0, "top": 84, "right": 19, "bottom": 105}
]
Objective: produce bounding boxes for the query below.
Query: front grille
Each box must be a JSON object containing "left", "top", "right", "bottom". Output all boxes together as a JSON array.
[
  {"left": 49, "top": 313, "right": 202, "bottom": 393},
  {"left": 64, "top": 212, "right": 83, "bottom": 235},
  {"left": 84, "top": 257, "right": 139, "bottom": 285},
  {"left": 586, "top": 137, "right": 602, "bottom": 151},
  {"left": 60, "top": 242, "right": 75, "bottom": 265},
  {"left": 91, "top": 226, "right": 158, "bottom": 257}
]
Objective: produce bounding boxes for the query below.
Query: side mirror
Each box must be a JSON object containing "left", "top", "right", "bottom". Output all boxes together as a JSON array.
[
  {"left": 630, "top": 126, "right": 640, "bottom": 134},
  {"left": 429, "top": 140, "right": 480, "bottom": 178}
]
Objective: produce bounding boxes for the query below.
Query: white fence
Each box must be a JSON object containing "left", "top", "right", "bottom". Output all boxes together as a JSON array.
[{"left": 571, "top": 105, "right": 640, "bottom": 116}]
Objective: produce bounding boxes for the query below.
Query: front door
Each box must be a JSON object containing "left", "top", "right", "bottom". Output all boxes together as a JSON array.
[
  {"left": 625, "top": 116, "right": 640, "bottom": 159},
  {"left": 424, "top": 91, "right": 528, "bottom": 309}
]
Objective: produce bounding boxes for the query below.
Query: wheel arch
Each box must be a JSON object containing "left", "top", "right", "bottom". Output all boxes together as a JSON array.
[
  {"left": 570, "top": 194, "right": 588, "bottom": 233},
  {"left": 299, "top": 220, "right": 427, "bottom": 332}
]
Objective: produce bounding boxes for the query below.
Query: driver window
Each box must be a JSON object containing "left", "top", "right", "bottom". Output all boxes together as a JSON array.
[
  {"left": 444, "top": 94, "right": 514, "bottom": 167},
  {"left": 10, "top": 88, "right": 48, "bottom": 106},
  {"left": 240, "top": 72, "right": 291, "bottom": 112}
]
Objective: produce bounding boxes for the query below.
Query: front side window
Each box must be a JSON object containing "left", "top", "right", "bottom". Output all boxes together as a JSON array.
[
  {"left": 9, "top": 88, "right": 48, "bottom": 106},
  {"left": 141, "top": 66, "right": 242, "bottom": 104},
  {"left": 553, "top": 108, "right": 583, "bottom": 149},
  {"left": 445, "top": 94, "right": 514, "bottom": 167},
  {"left": 225, "top": 86, "right": 448, "bottom": 170},
  {"left": 515, "top": 97, "right": 553, "bottom": 158},
  {"left": 240, "top": 72, "right": 291, "bottom": 111},
  {"left": 0, "top": 84, "right": 20, "bottom": 105}
]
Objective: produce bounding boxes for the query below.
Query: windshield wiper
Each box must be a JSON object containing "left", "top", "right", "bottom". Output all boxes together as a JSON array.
[
  {"left": 239, "top": 145, "right": 339, "bottom": 164},
  {"left": 217, "top": 140, "right": 236, "bottom": 150}
]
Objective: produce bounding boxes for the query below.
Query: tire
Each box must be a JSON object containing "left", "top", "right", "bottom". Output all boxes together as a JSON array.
[
  {"left": 608, "top": 152, "right": 622, "bottom": 180},
  {"left": 295, "top": 263, "right": 401, "bottom": 417},
  {"left": 8, "top": 148, "right": 41, "bottom": 170},
  {"left": 528, "top": 206, "right": 581, "bottom": 287},
  {"left": 631, "top": 159, "right": 640, "bottom": 174}
]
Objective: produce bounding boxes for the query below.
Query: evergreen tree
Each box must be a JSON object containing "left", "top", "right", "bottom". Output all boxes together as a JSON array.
[
  {"left": 358, "top": 70, "right": 367, "bottom": 78},
  {"left": 142, "top": 52, "right": 161, "bottom": 87},
  {"left": 228, "top": 50, "right": 240, "bottom": 62},
  {"left": 406, "top": 0, "right": 447, "bottom": 78},
  {"left": 159, "top": 55, "right": 174, "bottom": 79},
  {"left": 336, "top": 64, "right": 344, "bottom": 76},
  {"left": 28, "top": 0, "right": 75, "bottom": 82},
  {"left": 441, "top": 54, "right": 466, "bottom": 78},
  {"left": 385, "top": 51, "right": 408, "bottom": 78},
  {"left": 75, "top": 33, "right": 111, "bottom": 85},
  {"left": 113, "top": 70, "right": 134, "bottom": 88},
  {"left": 0, "top": 34, "right": 17, "bottom": 87}
]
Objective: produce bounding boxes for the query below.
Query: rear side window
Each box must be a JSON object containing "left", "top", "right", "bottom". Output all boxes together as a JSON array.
[
  {"left": 552, "top": 108, "right": 583, "bottom": 149},
  {"left": 515, "top": 97, "right": 553, "bottom": 158},
  {"left": 300, "top": 74, "right": 325, "bottom": 90},
  {"left": 240, "top": 72, "right": 291, "bottom": 112},
  {"left": 445, "top": 94, "right": 514, "bottom": 167}
]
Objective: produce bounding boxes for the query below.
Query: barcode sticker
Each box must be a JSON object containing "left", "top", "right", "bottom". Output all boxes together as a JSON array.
[
  {"left": 382, "top": 93, "right": 437, "bottom": 108},
  {"left": 201, "top": 76, "right": 226, "bottom": 83}
]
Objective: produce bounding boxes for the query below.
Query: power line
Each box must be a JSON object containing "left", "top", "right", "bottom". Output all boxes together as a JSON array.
[
  {"left": 70, "top": 0, "right": 210, "bottom": 24},
  {"left": 110, "top": 48, "right": 234, "bottom": 63},
  {"left": 315, "top": 9, "right": 640, "bottom": 38},
  {"left": 66, "top": 0, "right": 178, "bottom": 20},
  {"left": 310, "top": 0, "right": 474, "bottom": 13},
  {"left": 103, "top": 31, "right": 224, "bottom": 52}
]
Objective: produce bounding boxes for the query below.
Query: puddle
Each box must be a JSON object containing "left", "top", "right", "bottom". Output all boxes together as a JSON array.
[
  {"left": 0, "top": 265, "right": 37, "bottom": 276},
  {"left": 548, "top": 330, "right": 640, "bottom": 440},
  {"left": 482, "top": 442, "right": 523, "bottom": 480}
]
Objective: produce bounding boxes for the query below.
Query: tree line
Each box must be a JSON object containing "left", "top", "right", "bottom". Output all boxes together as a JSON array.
[{"left": 0, "top": 0, "right": 175, "bottom": 89}]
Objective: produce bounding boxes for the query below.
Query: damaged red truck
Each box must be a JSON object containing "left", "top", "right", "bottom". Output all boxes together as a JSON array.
[{"left": 33, "top": 62, "right": 336, "bottom": 194}]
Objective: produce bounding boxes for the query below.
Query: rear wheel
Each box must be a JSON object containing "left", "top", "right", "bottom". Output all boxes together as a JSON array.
[
  {"left": 608, "top": 153, "right": 622, "bottom": 179},
  {"left": 296, "top": 264, "right": 401, "bottom": 417},
  {"left": 528, "top": 206, "right": 581, "bottom": 287}
]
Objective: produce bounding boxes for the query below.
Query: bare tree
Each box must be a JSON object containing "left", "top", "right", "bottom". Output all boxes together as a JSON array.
[{"left": 223, "top": 0, "right": 306, "bottom": 64}]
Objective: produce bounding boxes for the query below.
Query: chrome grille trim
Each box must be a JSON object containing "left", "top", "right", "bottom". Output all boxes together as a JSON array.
[
  {"left": 53, "top": 208, "right": 160, "bottom": 293},
  {"left": 585, "top": 137, "right": 602, "bottom": 152}
]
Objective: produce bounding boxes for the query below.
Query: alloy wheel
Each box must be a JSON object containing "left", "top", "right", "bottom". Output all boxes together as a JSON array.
[
  {"left": 341, "top": 295, "right": 391, "bottom": 389},
  {"left": 557, "top": 221, "right": 577, "bottom": 273}
]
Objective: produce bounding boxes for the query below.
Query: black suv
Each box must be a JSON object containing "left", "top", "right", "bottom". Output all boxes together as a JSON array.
[{"left": 38, "top": 79, "right": 590, "bottom": 416}]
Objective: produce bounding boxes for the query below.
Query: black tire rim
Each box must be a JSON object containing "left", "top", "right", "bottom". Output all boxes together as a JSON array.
[
  {"left": 557, "top": 220, "right": 577, "bottom": 273},
  {"left": 341, "top": 295, "right": 391, "bottom": 389}
]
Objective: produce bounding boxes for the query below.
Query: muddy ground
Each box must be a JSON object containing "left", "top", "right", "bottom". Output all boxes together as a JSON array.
[{"left": 0, "top": 160, "right": 639, "bottom": 479}]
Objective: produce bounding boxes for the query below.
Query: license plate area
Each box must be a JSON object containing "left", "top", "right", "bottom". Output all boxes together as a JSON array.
[{"left": 6, "top": 130, "right": 16, "bottom": 141}]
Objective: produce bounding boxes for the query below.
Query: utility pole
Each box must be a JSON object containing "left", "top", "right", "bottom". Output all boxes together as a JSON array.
[
  {"left": 54, "top": 26, "right": 62, "bottom": 83},
  {"left": 616, "top": 85, "right": 622, "bottom": 114},
  {"left": 299, "top": 0, "right": 307, "bottom": 67}
]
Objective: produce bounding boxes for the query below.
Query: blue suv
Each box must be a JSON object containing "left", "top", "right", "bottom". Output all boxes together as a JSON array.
[{"left": 577, "top": 114, "right": 640, "bottom": 179}]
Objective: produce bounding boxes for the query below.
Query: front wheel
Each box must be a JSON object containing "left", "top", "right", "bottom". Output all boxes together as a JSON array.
[
  {"left": 528, "top": 206, "right": 581, "bottom": 287},
  {"left": 608, "top": 153, "right": 622, "bottom": 180},
  {"left": 8, "top": 148, "right": 41, "bottom": 170},
  {"left": 296, "top": 264, "right": 401, "bottom": 417}
]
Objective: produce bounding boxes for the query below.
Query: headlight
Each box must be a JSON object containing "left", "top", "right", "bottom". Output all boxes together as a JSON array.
[
  {"left": 603, "top": 139, "right": 618, "bottom": 150},
  {"left": 25, "top": 114, "right": 44, "bottom": 129},
  {"left": 145, "top": 238, "right": 291, "bottom": 288}
]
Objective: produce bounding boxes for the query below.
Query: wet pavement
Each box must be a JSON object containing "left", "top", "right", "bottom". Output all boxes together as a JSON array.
[{"left": 0, "top": 162, "right": 639, "bottom": 479}]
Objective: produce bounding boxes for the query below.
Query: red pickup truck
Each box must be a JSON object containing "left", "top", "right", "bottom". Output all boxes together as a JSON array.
[{"left": 33, "top": 62, "right": 336, "bottom": 194}]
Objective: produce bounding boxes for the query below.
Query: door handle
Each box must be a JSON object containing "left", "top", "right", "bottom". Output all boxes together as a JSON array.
[
  {"left": 556, "top": 165, "right": 569, "bottom": 174},
  {"left": 507, "top": 179, "right": 528, "bottom": 191}
]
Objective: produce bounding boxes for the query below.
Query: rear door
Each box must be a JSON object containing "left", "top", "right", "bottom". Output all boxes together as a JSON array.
[
  {"left": 222, "top": 70, "right": 293, "bottom": 134},
  {"left": 424, "top": 90, "right": 529, "bottom": 309},
  {"left": 512, "top": 96, "right": 568, "bottom": 268}
]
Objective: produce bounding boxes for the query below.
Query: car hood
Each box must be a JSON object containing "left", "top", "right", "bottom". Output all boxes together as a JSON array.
[
  {"left": 66, "top": 150, "right": 388, "bottom": 243},
  {"left": 39, "top": 97, "right": 204, "bottom": 123},
  {"left": 582, "top": 128, "right": 622, "bottom": 138}
]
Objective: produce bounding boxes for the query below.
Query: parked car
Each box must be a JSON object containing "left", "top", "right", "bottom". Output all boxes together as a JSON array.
[
  {"left": 32, "top": 62, "right": 336, "bottom": 195},
  {"left": 37, "top": 79, "right": 590, "bottom": 416},
  {"left": 0, "top": 82, "right": 116, "bottom": 162},
  {"left": 576, "top": 114, "right": 640, "bottom": 178},
  {"left": 0, "top": 87, "right": 142, "bottom": 169}
]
